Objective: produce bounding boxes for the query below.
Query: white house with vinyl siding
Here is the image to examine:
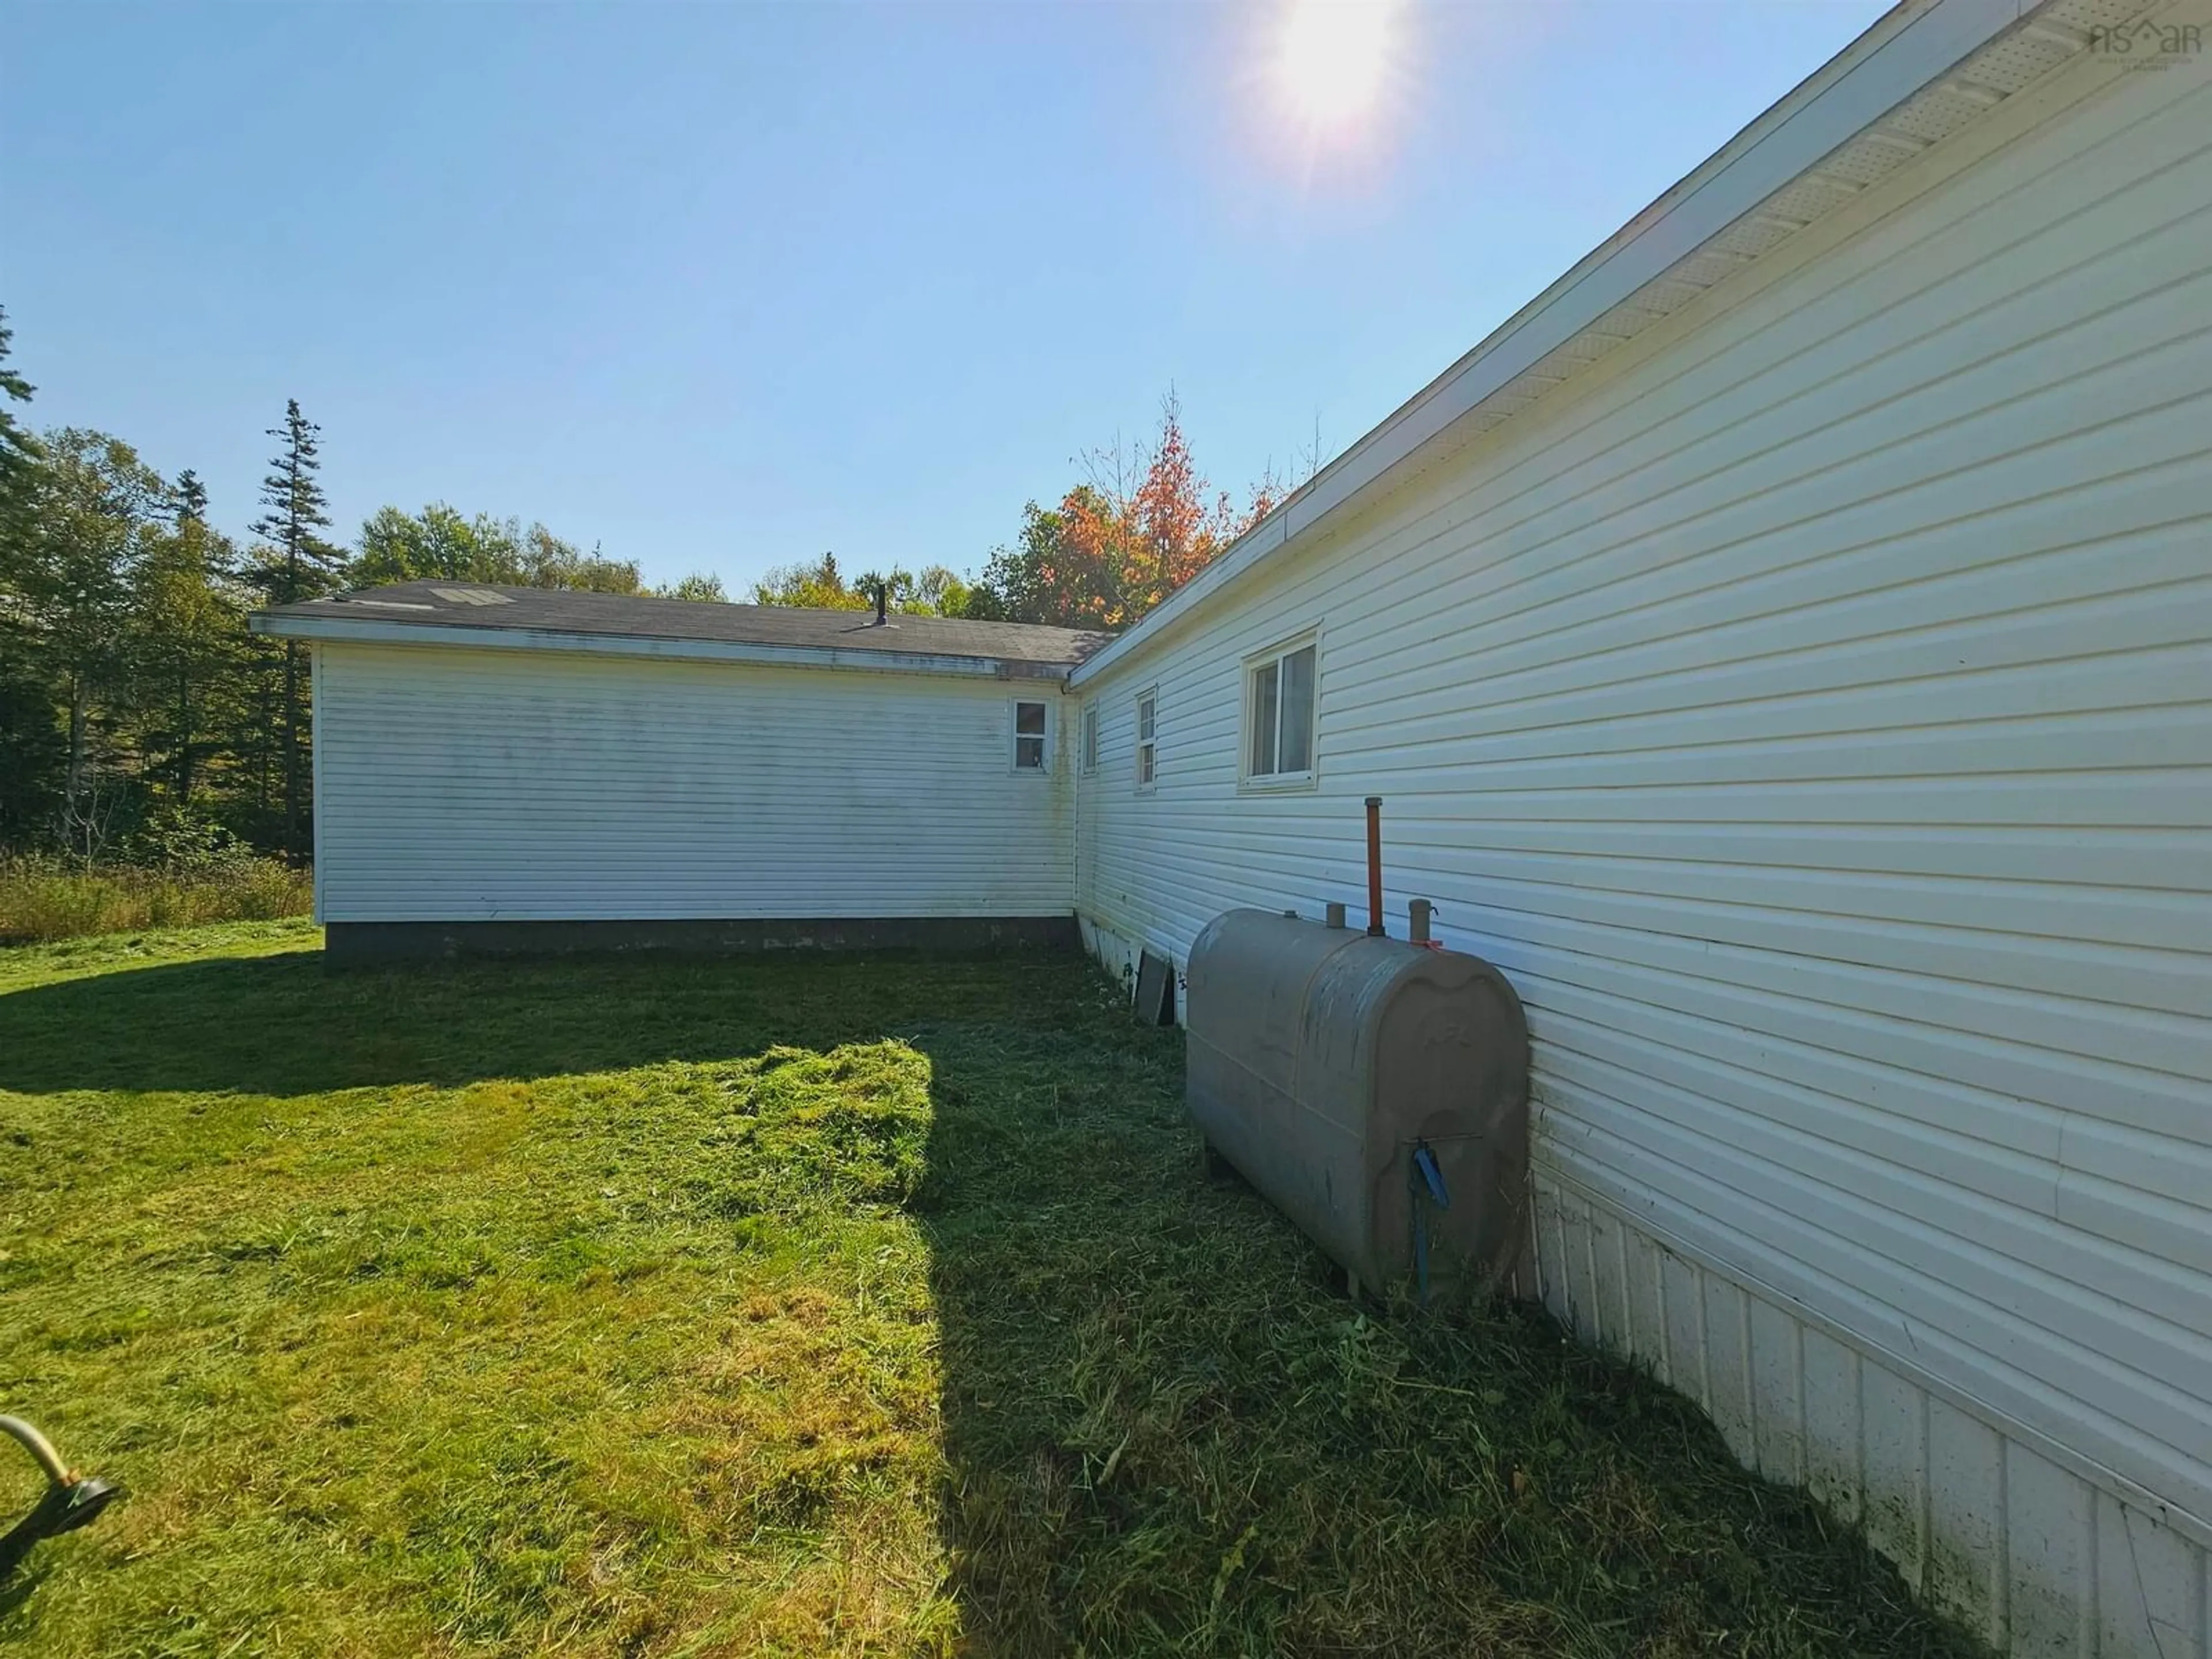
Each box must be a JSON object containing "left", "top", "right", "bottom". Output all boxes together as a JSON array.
[
  {"left": 1063, "top": 3, "right": 2212, "bottom": 1652},
  {"left": 257, "top": 1, "right": 2211, "bottom": 1652},
  {"left": 256, "top": 584, "right": 1103, "bottom": 958}
]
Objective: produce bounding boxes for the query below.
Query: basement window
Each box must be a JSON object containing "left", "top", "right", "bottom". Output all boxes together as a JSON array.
[
  {"left": 1244, "top": 633, "right": 1317, "bottom": 787},
  {"left": 1135, "top": 688, "right": 1157, "bottom": 791},
  {"left": 1082, "top": 702, "right": 1100, "bottom": 774},
  {"left": 1012, "top": 699, "right": 1049, "bottom": 772}
]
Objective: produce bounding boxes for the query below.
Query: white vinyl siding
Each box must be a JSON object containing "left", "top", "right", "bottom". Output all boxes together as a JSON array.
[
  {"left": 1074, "top": 58, "right": 2211, "bottom": 1657},
  {"left": 314, "top": 644, "right": 1071, "bottom": 921}
]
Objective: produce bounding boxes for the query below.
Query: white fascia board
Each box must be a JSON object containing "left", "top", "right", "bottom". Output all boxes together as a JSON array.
[
  {"left": 249, "top": 611, "right": 1071, "bottom": 681},
  {"left": 1070, "top": 0, "right": 2038, "bottom": 688}
]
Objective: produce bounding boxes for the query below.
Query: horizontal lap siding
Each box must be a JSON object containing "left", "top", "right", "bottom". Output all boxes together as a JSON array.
[
  {"left": 1075, "top": 51, "right": 2212, "bottom": 1586},
  {"left": 316, "top": 646, "right": 1072, "bottom": 921}
]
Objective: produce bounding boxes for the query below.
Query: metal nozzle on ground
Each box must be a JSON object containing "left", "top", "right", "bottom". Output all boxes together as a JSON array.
[{"left": 0, "top": 1415, "right": 123, "bottom": 1583}]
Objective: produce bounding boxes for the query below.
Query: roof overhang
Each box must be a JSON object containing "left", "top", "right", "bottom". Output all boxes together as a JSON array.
[
  {"left": 249, "top": 611, "right": 1075, "bottom": 681},
  {"left": 1069, "top": 0, "right": 2145, "bottom": 687}
]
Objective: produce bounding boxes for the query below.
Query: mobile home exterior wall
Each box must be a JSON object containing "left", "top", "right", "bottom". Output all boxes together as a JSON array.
[
  {"left": 1073, "top": 54, "right": 2212, "bottom": 1658},
  {"left": 312, "top": 642, "right": 1074, "bottom": 930}
]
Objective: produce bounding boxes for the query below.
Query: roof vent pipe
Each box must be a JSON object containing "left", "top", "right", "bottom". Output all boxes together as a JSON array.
[
  {"left": 1365, "top": 796, "right": 1385, "bottom": 937},
  {"left": 873, "top": 582, "right": 888, "bottom": 626}
]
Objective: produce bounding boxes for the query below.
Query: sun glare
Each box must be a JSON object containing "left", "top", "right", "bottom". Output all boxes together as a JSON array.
[{"left": 1275, "top": 0, "right": 1398, "bottom": 136}]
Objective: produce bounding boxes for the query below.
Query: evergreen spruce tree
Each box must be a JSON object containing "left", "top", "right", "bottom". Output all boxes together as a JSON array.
[
  {"left": 0, "top": 306, "right": 39, "bottom": 543},
  {"left": 132, "top": 469, "right": 242, "bottom": 809},
  {"left": 175, "top": 468, "right": 209, "bottom": 527},
  {"left": 248, "top": 399, "right": 341, "bottom": 858},
  {"left": 0, "top": 306, "right": 56, "bottom": 842}
]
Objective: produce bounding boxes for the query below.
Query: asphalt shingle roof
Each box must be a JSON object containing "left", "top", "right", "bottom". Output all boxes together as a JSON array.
[{"left": 256, "top": 581, "right": 1113, "bottom": 670}]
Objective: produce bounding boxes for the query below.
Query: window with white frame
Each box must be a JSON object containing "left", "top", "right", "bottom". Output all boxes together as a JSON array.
[
  {"left": 1082, "top": 702, "right": 1100, "bottom": 774},
  {"left": 1244, "top": 635, "right": 1317, "bottom": 783},
  {"left": 1012, "top": 699, "right": 1048, "bottom": 772},
  {"left": 1135, "top": 688, "right": 1157, "bottom": 790}
]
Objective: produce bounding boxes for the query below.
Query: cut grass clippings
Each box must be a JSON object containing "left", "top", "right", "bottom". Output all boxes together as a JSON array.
[{"left": 0, "top": 922, "right": 1983, "bottom": 1657}]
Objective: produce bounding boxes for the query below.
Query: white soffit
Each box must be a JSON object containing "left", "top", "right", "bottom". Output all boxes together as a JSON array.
[{"left": 1450, "top": 0, "right": 2154, "bottom": 438}]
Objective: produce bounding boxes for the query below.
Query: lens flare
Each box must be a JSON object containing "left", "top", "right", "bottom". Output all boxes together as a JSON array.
[{"left": 1275, "top": 0, "right": 1398, "bottom": 136}]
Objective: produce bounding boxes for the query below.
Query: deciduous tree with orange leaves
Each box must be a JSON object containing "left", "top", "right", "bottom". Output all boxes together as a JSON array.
[{"left": 971, "top": 392, "right": 1280, "bottom": 630}]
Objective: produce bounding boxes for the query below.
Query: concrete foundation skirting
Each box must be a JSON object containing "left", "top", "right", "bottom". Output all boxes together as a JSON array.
[{"left": 324, "top": 915, "right": 1081, "bottom": 964}]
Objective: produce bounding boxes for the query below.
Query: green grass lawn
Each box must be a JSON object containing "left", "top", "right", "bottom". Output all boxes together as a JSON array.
[{"left": 0, "top": 922, "right": 1979, "bottom": 1658}]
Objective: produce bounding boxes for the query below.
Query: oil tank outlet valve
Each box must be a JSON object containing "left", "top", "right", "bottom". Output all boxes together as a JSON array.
[
  {"left": 1410, "top": 1142, "right": 1453, "bottom": 1305},
  {"left": 1412, "top": 1143, "right": 1451, "bottom": 1208}
]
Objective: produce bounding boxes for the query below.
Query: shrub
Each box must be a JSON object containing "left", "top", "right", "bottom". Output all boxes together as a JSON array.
[
  {"left": 123, "top": 808, "right": 256, "bottom": 872},
  {"left": 0, "top": 853, "right": 313, "bottom": 944}
]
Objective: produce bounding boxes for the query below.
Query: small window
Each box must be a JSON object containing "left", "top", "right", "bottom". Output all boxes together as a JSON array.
[
  {"left": 1135, "top": 688, "right": 1157, "bottom": 790},
  {"left": 1013, "top": 699, "right": 1048, "bottom": 772},
  {"left": 1244, "top": 635, "right": 1317, "bottom": 785},
  {"left": 1082, "top": 703, "right": 1100, "bottom": 774}
]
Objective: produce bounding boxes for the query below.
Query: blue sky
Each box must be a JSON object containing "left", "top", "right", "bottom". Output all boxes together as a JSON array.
[{"left": 5, "top": 1, "right": 1887, "bottom": 593}]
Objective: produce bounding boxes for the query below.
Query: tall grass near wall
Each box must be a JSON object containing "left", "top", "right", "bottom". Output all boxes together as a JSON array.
[{"left": 0, "top": 855, "right": 313, "bottom": 944}]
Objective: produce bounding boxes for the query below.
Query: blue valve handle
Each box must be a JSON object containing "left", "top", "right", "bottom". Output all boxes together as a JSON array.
[
  {"left": 1412, "top": 1143, "right": 1451, "bottom": 1209},
  {"left": 1409, "top": 1142, "right": 1452, "bottom": 1305}
]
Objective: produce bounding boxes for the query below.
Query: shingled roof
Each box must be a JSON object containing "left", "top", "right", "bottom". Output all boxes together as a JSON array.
[{"left": 253, "top": 581, "right": 1113, "bottom": 675}]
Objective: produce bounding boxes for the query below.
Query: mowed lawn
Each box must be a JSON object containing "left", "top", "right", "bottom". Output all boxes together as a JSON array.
[{"left": 0, "top": 923, "right": 1978, "bottom": 1658}]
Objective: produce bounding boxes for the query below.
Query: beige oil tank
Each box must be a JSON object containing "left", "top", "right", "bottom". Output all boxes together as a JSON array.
[{"left": 1185, "top": 907, "right": 1531, "bottom": 1299}]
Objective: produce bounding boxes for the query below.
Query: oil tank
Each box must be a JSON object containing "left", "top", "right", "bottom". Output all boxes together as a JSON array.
[{"left": 1186, "top": 907, "right": 1530, "bottom": 1298}]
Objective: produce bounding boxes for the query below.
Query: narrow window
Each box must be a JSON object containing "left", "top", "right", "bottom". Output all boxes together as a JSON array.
[
  {"left": 1244, "top": 635, "right": 1319, "bottom": 783},
  {"left": 1248, "top": 660, "right": 1279, "bottom": 777},
  {"left": 1279, "top": 644, "right": 1315, "bottom": 774},
  {"left": 1082, "top": 702, "right": 1100, "bottom": 774},
  {"left": 1013, "top": 699, "right": 1048, "bottom": 771},
  {"left": 1135, "top": 688, "right": 1157, "bottom": 790}
]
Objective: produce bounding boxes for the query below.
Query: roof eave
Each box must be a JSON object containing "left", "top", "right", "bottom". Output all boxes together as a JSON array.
[
  {"left": 1068, "top": 0, "right": 2086, "bottom": 687},
  {"left": 249, "top": 610, "right": 1077, "bottom": 681}
]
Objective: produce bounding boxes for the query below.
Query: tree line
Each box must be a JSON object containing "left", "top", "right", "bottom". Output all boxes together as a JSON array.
[
  {"left": 750, "top": 390, "right": 1286, "bottom": 632},
  {"left": 0, "top": 304, "right": 1288, "bottom": 866},
  {"left": 0, "top": 311, "right": 677, "bottom": 864}
]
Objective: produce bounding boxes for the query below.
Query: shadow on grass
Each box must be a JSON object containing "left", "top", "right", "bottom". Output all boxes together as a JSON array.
[
  {"left": 0, "top": 942, "right": 1982, "bottom": 1658},
  {"left": 0, "top": 948, "right": 1069, "bottom": 1097},
  {"left": 0, "top": 1558, "right": 51, "bottom": 1631},
  {"left": 912, "top": 995, "right": 1983, "bottom": 1658}
]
